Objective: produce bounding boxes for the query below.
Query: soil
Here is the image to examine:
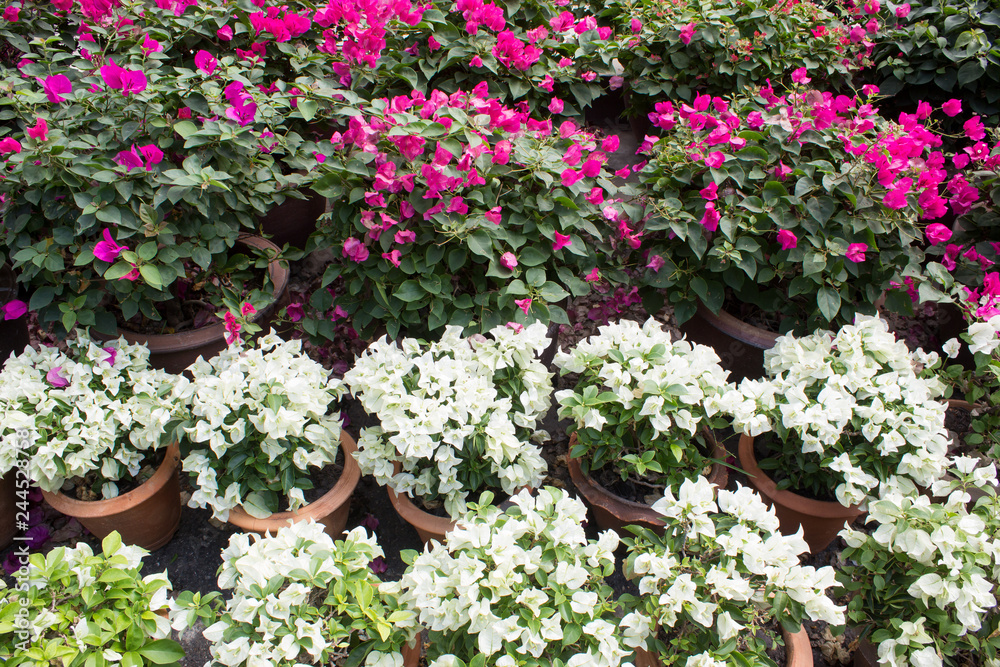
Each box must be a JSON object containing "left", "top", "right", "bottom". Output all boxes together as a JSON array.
[{"left": 300, "top": 447, "right": 345, "bottom": 505}]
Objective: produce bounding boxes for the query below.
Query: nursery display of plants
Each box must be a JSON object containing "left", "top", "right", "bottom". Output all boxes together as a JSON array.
[{"left": 3, "top": 0, "right": 1000, "bottom": 667}]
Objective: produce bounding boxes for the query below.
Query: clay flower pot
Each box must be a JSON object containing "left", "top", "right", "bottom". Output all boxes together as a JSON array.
[
  {"left": 227, "top": 430, "right": 362, "bottom": 539},
  {"left": 677, "top": 300, "right": 779, "bottom": 384},
  {"left": 567, "top": 432, "right": 730, "bottom": 538},
  {"left": 738, "top": 434, "right": 863, "bottom": 554},
  {"left": 387, "top": 482, "right": 457, "bottom": 547},
  {"left": 41, "top": 442, "right": 182, "bottom": 551},
  {"left": 634, "top": 625, "right": 813, "bottom": 667},
  {"left": 115, "top": 234, "right": 291, "bottom": 375}
]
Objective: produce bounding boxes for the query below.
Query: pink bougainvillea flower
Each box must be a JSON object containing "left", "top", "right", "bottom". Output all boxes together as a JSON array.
[
  {"left": 115, "top": 147, "right": 144, "bottom": 171},
  {"left": 581, "top": 71, "right": 597, "bottom": 82},
  {"left": 700, "top": 182, "right": 718, "bottom": 201},
  {"left": 4, "top": 6, "right": 19, "bottom": 21},
  {"left": 552, "top": 232, "right": 572, "bottom": 251},
  {"left": 486, "top": 207, "right": 502, "bottom": 224},
  {"left": 883, "top": 187, "right": 909, "bottom": 210},
  {"left": 791, "top": 67, "right": 811, "bottom": 84},
  {"left": 94, "top": 229, "right": 129, "bottom": 262},
  {"left": 602, "top": 135, "right": 619, "bottom": 153},
  {"left": 46, "top": 367, "right": 69, "bottom": 387},
  {"left": 217, "top": 25, "right": 233, "bottom": 40},
  {"left": 382, "top": 249, "right": 402, "bottom": 267},
  {"left": 863, "top": 0, "right": 880, "bottom": 13},
  {"left": 846, "top": 243, "right": 868, "bottom": 262},
  {"left": 646, "top": 254, "right": 665, "bottom": 272},
  {"left": 26, "top": 118, "right": 47, "bottom": 142},
  {"left": 2, "top": 300, "right": 26, "bottom": 320},
  {"left": 777, "top": 229, "right": 798, "bottom": 250},
  {"left": 395, "top": 229, "right": 416, "bottom": 244},
  {"left": 562, "top": 144, "right": 582, "bottom": 166},
  {"left": 506, "top": 322, "right": 524, "bottom": 333},
  {"left": 470, "top": 55, "right": 483, "bottom": 67},
  {"left": 285, "top": 302, "right": 304, "bottom": 322},
  {"left": 942, "top": 99, "right": 962, "bottom": 117},
  {"left": 100, "top": 60, "right": 147, "bottom": 96},
  {"left": 39, "top": 74, "right": 72, "bottom": 103},
  {"left": 240, "top": 302, "right": 256, "bottom": 317},
  {"left": 586, "top": 187, "right": 604, "bottom": 205},
  {"left": 514, "top": 298, "right": 532, "bottom": 315},
  {"left": 139, "top": 144, "right": 163, "bottom": 168},
  {"left": 925, "top": 223, "right": 952, "bottom": 245},
  {"left": 704, "top": 151, "right": 725, "bottom": 168},
  {"left": 700, "top": 202, "right": 720, "bottom": 231},
  {"left": 0, "top": 138, "right": 21, "bottom": 154},
  {"left": 631, "top": 18, "right": 642, "bottom": 33},
  {"left": 561, "top": 169, "right": 583, "bottom": 187},
  {"left": 500, "top": 252, "right": 518, "bottom": 269},
  {"left": 580, "top": 159, "right": 601, "bottom": 178},
  {"left": 342, "top": 237, "right": 369, "bottom": 263},
  {"left": 195, "top": 50, "right": 217, "bottom": 75},
  {"left": 491, "top": 139, "right": 511, "bottom": 165},
  {"left": 896, "top": 3, "right": 911, "bottom": 17},
  {"left": 679, "top": 22, "right": 696, "bottom": 44},
  {"left": 224, "top": 312, "right": 242, "bottom": 345},
  {"left": 964, "top": 116, "right": 986, "bottom": 141},
  {"left": 226, "top": 99, "right": 257, "bottom": 126},
  {"left": 584, "top": 267, "right": 600, "bottom": 282},
  {"left": 141, "top": 35, "right": 163, "bottom": 53},
  {"left": 548, "top": 98, "right": 564, "bottom": 114},
  {"left": 102, "top": 346, "right": 117, "bottom": 365}
]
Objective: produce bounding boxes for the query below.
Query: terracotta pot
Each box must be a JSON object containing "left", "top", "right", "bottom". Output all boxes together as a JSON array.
[
  {"left": 738, "top": 434, "right": 863, "bottom": 554},
  {"left": 567, "top": 431, "right": 730, "bottom": 538},
  {"left": 115, "top": 235, "right": 291, "bottom": 375},
  {"left": 0, "top": 264, "right": 29, "bottom": 367},
  {"left": 634, "top": 626, "right": 812, "bottom": 667},
  {"left": 400, "top": 637, "right": 422, "bottom": 667},
  {"left": 41, "top": 442, "right": 182, "bottom": 551},
  {"left": 227, "top": 431, "right": 362, "bottom": 539},
  {"left": 0, "top": 471, "right": 16, "bottom": 550},
  {"left": 852, "top": 639, "right": 878, "bottom": 667},
  {"left": 678, "top": 301, "right": 779, "bottom": 383},
  {"left": 258, "top": 190, "right": 327, "bottom": 250},
  {"left": 387, "top": 479, "right": 457, "bottom": 547}
]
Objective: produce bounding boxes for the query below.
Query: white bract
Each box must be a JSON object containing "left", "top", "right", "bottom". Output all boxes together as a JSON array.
[
  {"left": 0, "top": 332, "right": 186, "bottom": 498},
  {"left": 388, "top": 487, "right": 636, "bottom": 667},
  {"left": 727, "top": 315, "right": 950, "bottom": 507},
  {"left": 840, "top": 458, "right": 1000, "bottom": 667},
  {"left": 624, "top": 476, "right": 845, "bottom": 667},
  {"left": 179, "top": 333, "right": 344, "bottom": 521},
  {"left": 344, "top": 323, "right": 551, "bottom": 518},
  {"left": 554, "top": 318, "right": 736, "bottom": 487},
  {"left": 201, "top": 521, "right": 416, "bottom": 667}
]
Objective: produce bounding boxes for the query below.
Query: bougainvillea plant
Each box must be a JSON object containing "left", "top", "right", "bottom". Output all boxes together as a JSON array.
[
  {"left": 305, "top": 86, "right": 637, "bottom": 339},
  {"left": 633, "top": 84, "right": 949, "bottom": 332}
]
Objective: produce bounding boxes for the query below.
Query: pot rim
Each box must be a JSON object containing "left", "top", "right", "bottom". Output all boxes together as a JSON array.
[
  {"left": 41, "top": 441, "right": 180, "bottom": 517},
  {"left": 386, "top": 462, "right": 457, "bottom": 540},
  {"left": 695, "top": 300, "right": 780, "bottom": 350},
  {"left": 226, "top": 429, "right": 362, "bottom": 531}
]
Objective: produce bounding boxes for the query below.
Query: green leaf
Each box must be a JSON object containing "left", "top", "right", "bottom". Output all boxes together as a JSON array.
[
  {"left": 137, "top": 640, "right": 185, "bottom": 665},
  {"left": 467, "top": 230, "right": 493, "bottom": 258},
  {"left": 298, "top": 99, "right": 319, "bottom": 122},
  {"left": 139, "top": 265, "right": 163, "bottom": 289},
  {"left": 816, "top": 285, "right": 841, "bottom": 322},
  {"left": 173, "top": 121, "right": 198, "bottom": 138},
  {"left": 394, "top": 280, "right": 425, "bottom": 303},
  {"left": 101, "top": 531, "right": 122, "bottom": 556}
]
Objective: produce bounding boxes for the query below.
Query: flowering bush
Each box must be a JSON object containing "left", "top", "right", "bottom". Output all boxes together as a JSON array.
[
  {"left": 178, "top": 332, "right": 345, "bottom": 521},
  {"left": 839, "top": 461, "right": 1000, "bottom": 667},
  {"left": 201, "top": 521, "right": 416, "bottom": 667},
  {"left": 0, "top": 532, "right": 183, "bottom": 667},
  {"left": 869, "top": 0, "right": 1000, "bottom": 119},
  {"left": 554, "top": 318, "right": 735, "bottom": 489},
  {"left": 599, "top": 0, "right": 875, "bottom": 112},
  {"left": 0, "top": 333, "right": 185, "bottom": 499},
  {"left": 305, "top": 87, "right": 636, "bottom": 340},
  {"left": 622, "top": 476, "right": 845, "bottom": 667},
  {"left": 726, "top": 316, "right": 951, "bottom": 507},
  {"left": 344, "top": 322, "right": 551, "bottom": 518},
  {"left": 385, "top": 487, "right": 638, "bottom": 667},
  {"left": 369, "top": 0, "right": 618, "bottom": 119},
  {"left": 634, "top": 85, "right": 947, "bottom": 331},
  {"left": 0, "top": 0, "right": 385, "bottom": 333}
]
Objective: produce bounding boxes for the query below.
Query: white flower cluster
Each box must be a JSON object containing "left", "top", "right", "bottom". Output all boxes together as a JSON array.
[
  {"left": 0, "top": 333, "right": 186, "bottom": 498},
  {"left": 554, "top": 318, "right": 735, "bottom": 483},
  {"left": 180, "top": 333, "right": 345, "bottom": 521},
  {"left": 967, "top": 314, "right": 1000, "bottom": 356},
  {"left": 345, "top": 323, "right": 552, "bottom": 518},
  {"left": 386, "top": 487, "right": 633, "bottom": 667},
  {"left": 841, "top": 459, "right": 1000, "bottom": 667},
  {"left": 628, "top": 477, "right": 845, "bottom": 667},
  {"left": 727, "top": 315, "right": 950, "bottom": 506},
  {"left": 202, "top": 521, "right": 415, "bottom": 667}
]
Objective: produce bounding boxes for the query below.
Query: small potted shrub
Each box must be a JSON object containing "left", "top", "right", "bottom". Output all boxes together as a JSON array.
[
  {"left": 304, "top": 87, "right": 637, "bottom": 341},
  {"left": 0, "top": 532, "right": 185, "bottom": 666},
  {"left": 554, "top": 317, "right": 737, "bottom": 535},
  {"left": 728, "top": 315, "right": 952, "bottom": 552},
  {"left": 201, "top": 520, "right": 418, "bottom": 667},
  {"left": 0, "top": 333, "right": 187, "bottom": 549},
  {"left": 839, "top": 460, "right": 1000, "bottom": 667},
  {"left": 622, "top": 475, "right": 846, "bottom": 667},
  {"left": 343, "top": 322, "right": 552, "bottom": 543},
  {"left": 178, "top": 332, "right": 360, "bottom": 536},
  {"left": 386, "top": 487, "right": 641, "bottom": 667},
  {"left": 633, "top": 86, "right": 946, "bottom": 379}
]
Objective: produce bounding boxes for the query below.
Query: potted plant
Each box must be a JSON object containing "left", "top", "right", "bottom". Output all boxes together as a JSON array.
[
  {"left": 343, "top": 322, "right": 552, "bottom": 543},
  {"left": 178, "top": 332, "right": 360, "bottom": 536},
  {"left": 621, "top": 475, "right": 846, "bottom": 667},
  {"left": 199, "top": 520, "right": 419, "bottom": 667},
  {"left": 728, "top": 315, "right": 952, "bottom": 552},
  {"left": 0, "top": 532, "right": 186, "bottom": 666},
  {"left": 385, "top": 486, "right": 641, "bottom": 667},
  {"left": 0, "top": 333, "right": 187, "bottom": 549},
  {"left": 633, "top": 86, "right": 945, "bottom": 379},
  {"left": 553, "top": 317, "right": 736, "bottom": 536},
  {"left": 303, "top": 87, "right": 637, "bottom": 341},
  {"left": 0, "top": 0, "right": 357, "bottom": 349},
  {"left": 839, "top": 460, "right": 1000, "bottom": 667},
  {"left": 597, "top": 0, "right": 874, "bottom": 116}
]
